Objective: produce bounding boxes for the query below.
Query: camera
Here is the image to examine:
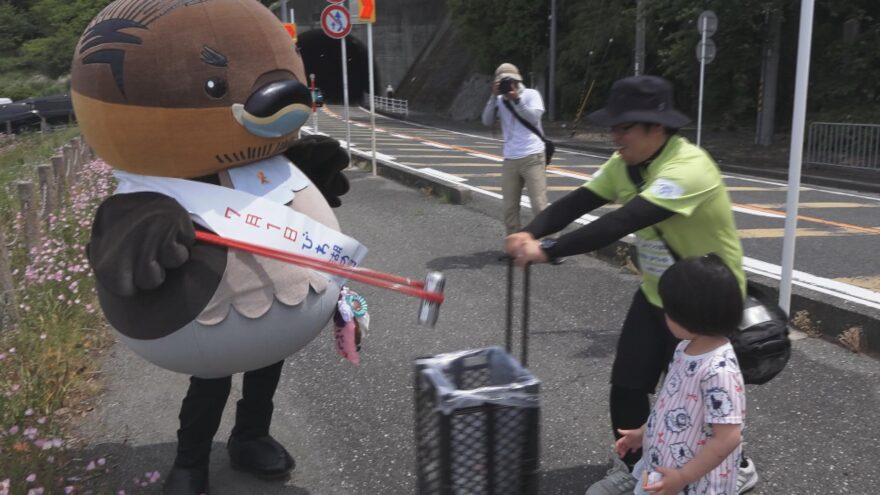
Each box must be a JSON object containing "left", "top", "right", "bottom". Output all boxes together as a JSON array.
[{"left": 498, "top": 76, "right": 517, "bottom": 94}]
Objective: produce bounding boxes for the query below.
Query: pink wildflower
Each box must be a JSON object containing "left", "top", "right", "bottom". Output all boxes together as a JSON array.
[{"left": 26, "top": 473, "right": 36, "bottom": 482}]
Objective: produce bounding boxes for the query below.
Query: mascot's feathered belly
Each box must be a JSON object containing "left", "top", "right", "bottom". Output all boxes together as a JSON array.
[
  {"left": 89, "top": 159, "right": 365, "bottom": 378},
  {"left": 117, "top": 237, "right": 341, "bottom": 379}
]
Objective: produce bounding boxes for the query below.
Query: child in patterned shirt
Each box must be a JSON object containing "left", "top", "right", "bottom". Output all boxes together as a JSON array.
[{"left": 615, "top": 254, "right": 746, "bottom": 495}]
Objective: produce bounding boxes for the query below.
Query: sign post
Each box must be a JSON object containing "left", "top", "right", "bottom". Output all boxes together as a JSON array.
[
  {"left": 309, "top": 73, "right": 319, "bottom": 133},
  {"left": 351, "top": 0, "right": 377, "bottom": 175},
  {"left": 695, "top": 10, "right": 717, "bottom": 147},
  {"left": 779, "top": 0, "right": 815, "bottom": 313},
  {"left": 321, "top": 2, "right": 353, "bottom": 156}
]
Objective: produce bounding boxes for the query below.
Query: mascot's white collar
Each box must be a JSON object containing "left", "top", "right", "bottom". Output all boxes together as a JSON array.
[
  {"left": 111, "top": 156, "right": 368, "bottom": 284},
  {"left": 225, "top": 155, "right": 309, "bottom": 205}
]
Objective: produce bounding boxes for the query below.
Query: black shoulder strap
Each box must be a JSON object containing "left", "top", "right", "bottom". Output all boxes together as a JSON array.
[
  {"left": 624, "top": 164, "right": 681, "bottom": 261},
  {"left": 502, "top": 98, "right": 547, "bottom": 142}
]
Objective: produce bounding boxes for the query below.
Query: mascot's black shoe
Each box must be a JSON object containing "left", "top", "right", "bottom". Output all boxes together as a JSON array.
[
  {"left": 162, "top": 465, "right": 209, "bottom": 495},
  {"left": 227, "top": 435, "right": 295, "bottom": 480}
]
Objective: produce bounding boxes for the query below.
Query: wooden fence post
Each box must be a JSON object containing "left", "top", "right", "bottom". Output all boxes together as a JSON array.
[
  {"left": 51, "top": 155, "right": 67, "bottom": 212},
  {"left": 37, "top": 164, "right": 56, "bottom": 228},
  {"left": 69, "top": 139, "right": 81, "bottom": 175},
  {"left": 0, "top": 224, "right": 18, "bottom": 330},
  {"left": 16, "top": 181, "right": 40, "bottom": 254},
  {"left": 62, "top": 144, "right": 74, "bottom": 183}
]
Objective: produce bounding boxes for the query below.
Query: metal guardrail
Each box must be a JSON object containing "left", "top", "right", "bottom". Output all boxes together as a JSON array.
[
  {"left": 806, "top": 122, "right": 880, "bottom": 171},
  {"left": 1, "top": 95, "right": 75, "bottom": 135},
  {"left": 373, "top": 96, "right": 408, "bottom": 116}
]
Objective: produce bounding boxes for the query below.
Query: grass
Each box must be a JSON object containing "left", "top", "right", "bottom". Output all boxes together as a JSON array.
[{"left": 0, "top": 128, "right": 131, "bottom": 494}]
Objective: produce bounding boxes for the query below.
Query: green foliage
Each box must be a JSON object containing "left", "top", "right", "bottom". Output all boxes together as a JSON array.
[
  {"left": 555, "top": 1, "right": 637, "bottom": 122},
  {"left": 808, "top": 0, "right": 880, "bottom": 122},
  {"left": 449, "top": 0, "right": 880, "bottom": 126},
  {"left": 0, "top": 3, "right": 35, "bottom": 55},
  {"left": 448, "top": 0, "right": 549, "bottom": 74},
  {"left": 642, "top": 1, "right": 755, "bottom": 128},
  {"left": 0, "top": 0, "right": 107, "bottom": 98},
  {"left": 0, "top": 71, "right": 68, "bottom": 101}
]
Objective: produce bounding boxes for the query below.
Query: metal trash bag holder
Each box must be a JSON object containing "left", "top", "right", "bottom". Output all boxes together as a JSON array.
[{"left": 414, "top": 262, "right": 540, "bottom": 494}]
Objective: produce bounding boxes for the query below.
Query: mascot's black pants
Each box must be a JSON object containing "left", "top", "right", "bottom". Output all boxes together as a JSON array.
[{"left": 174, "top": 360, "right": 284, "bottom": 468}]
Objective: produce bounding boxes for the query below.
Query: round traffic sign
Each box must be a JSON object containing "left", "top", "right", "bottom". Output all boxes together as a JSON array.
[
  {"left": 695, "top": 39, "right": 716, "bottom": 64},
  {"left": 697, "top": 10, "right": 718, "bottom": 37},
  {"left": 321, "top": 4, "right": 351, "bottom": 39}
]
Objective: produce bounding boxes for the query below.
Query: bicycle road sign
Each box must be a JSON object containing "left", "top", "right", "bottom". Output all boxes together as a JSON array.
[{"left": 321, "top": 4, "right": 351, "bottom": 39}]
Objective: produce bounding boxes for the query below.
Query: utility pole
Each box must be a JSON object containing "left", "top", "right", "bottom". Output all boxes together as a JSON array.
[
  {"left": 634, "top": 0, "right": 645, "bottom": 75},
  {"left": 756, "top": 9, "right": 781, "bottom": 146},
  {"left": 548, "top": 0, "right": 557, "bottom": 121}
]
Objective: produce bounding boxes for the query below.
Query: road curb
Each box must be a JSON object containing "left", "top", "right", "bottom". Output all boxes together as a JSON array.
[
  {"left": 349, "top": 149, "right": 472, "bottom": 205},
  {"left": 347, "top": 145, "right": 880, "bottom": 358}
]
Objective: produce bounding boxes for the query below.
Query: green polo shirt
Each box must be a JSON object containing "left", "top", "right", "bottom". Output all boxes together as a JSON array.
[{"left": 585, "top": 135, "right": 746, "bottom": 307}]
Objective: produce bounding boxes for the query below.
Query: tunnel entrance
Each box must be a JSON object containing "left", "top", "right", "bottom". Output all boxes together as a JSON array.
[{"left": 298, "top": 30, "right": 375, "bottom": 104}]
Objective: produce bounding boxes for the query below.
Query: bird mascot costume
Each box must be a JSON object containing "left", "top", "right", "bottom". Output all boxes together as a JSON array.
[{"left": 70, "top": 1, "right": 363, "bottom": 493}]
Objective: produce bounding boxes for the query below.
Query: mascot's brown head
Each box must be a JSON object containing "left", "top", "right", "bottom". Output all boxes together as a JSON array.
[{"left": 71, "top": 0, "right": 311, "bottom": 178}]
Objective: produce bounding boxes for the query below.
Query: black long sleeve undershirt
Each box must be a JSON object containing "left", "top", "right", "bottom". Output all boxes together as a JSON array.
[
  {"left": 522, "top": 188, "right": 676, "bottom": 259},
  {"left": 522, "top": 187, "right": 609, "bottom": 238}
]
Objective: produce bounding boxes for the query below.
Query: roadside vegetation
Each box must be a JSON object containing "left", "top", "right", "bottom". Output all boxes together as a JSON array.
[{"left": 0, "top": 130, "right": 124, "bottom": 494}]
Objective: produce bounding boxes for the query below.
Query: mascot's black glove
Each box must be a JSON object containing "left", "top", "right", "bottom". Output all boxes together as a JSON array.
[
  {"left": 87, "top": 192, "right": 195, "bottom": 296},
  {"left": 283, "top": 134, "right": 350, "bottom": 207}
]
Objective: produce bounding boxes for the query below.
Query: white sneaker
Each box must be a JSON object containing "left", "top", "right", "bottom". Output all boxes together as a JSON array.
[
  {"left": 585, "top": 458, "right": 636, "bottom": 495},
  {"left": 737, "top": 457, "right": 759, "bottom": 494}
]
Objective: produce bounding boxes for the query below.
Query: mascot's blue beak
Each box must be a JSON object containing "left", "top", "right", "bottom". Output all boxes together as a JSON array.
[{"left": 232, "top": 79, "right": 312, "bottom": 138}]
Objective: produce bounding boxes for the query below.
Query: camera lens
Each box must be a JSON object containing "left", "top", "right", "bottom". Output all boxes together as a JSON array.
[{"left": 499, "top": 77, "right": 514, "bottom": 93}]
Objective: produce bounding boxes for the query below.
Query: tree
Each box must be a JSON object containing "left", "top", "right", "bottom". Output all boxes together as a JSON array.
[
  {"left": 447, "top": 0, "right": 549, "bottom": 75},
  {"left": 554, "top": 1, "right": 637, "bottom": 124},
  {"left": 19, "top": 0, "right": 109, "bottom": 77}
]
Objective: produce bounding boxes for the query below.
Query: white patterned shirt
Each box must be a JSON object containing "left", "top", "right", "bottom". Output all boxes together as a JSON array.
[{"left": 642, "top": 340, "right": 746, "bottom": 495}]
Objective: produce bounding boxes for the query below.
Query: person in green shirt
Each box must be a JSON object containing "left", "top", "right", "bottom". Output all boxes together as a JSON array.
[{"left": 504, "top": 75, "right": 757, "bottom": 495}]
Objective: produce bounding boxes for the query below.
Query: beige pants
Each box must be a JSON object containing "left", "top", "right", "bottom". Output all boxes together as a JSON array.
[{"left": 502, "top": 152, "right": 548, "bottom": 234}]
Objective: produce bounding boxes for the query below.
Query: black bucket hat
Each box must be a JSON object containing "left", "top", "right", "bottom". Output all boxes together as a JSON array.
[{"left": 587, "top": 75, "right": 690, "bottom": 128}]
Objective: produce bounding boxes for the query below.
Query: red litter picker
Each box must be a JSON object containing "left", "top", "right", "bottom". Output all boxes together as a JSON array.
[{"left": 195, "top": 230, "right": 445, "bottom": 326}]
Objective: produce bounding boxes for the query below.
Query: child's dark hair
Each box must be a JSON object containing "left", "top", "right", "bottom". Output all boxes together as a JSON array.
[{"left": 658, "top": 254, "right": 743, "bottom": 336}]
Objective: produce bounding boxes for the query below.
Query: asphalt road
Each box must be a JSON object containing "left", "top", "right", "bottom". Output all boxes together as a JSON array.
[{"left": 74, "top": 167, "right": 880, "bottom": 494}]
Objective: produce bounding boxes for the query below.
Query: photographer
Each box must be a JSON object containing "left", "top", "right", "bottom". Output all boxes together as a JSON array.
[{"left": 481, "top": 63, "right": 549, "bottom": 238}]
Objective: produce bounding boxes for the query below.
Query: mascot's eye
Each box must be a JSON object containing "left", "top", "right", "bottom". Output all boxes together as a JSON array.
[{"left": 204, "top": 77, "right": 228, "bottom": 98}]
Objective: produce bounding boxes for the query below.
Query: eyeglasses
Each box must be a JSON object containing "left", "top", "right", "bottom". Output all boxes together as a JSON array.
[{"left": 610, "top": 123, "right": 639, "bottom": 136}]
